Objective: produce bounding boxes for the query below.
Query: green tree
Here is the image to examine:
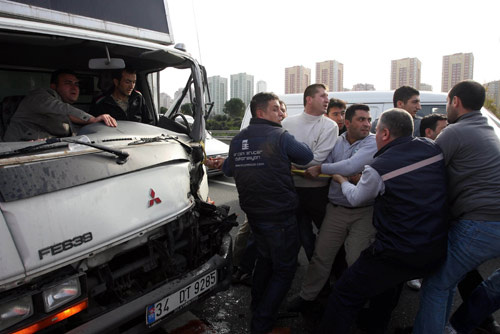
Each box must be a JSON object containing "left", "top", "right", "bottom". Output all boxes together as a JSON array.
[
  {"left": 484, "top": 97, "right": 499, "bottom": 119},
  {"left": 214, "top": 114, "right": 228, "bottom": 122},
  {"left": 180, "top": 103, "right": 193, "bottom": 116},
  {"left": 484, "top": 86, "right": 500, "bottom": 119},
  {"left": 159, "top": 106, "right": 167, "bottom": 115},
  {"left": 223, "top": 98, "right": 246, "bottom": 118}
]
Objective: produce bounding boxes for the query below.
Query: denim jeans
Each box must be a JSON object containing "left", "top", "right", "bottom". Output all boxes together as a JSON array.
[
  {"left": 414, "top": 219, "right": 500, "bottom": 334},
  {"left": 248, "top": 215, "right": 300, "bottom": 334},
  {"left": 450, "top": 268, "right": 500, "bottom": 333}
]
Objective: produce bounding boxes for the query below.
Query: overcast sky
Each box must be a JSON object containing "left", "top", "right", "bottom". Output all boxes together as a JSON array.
[{"left": 161, "top": 0, "right": 500, "bottom": 96}]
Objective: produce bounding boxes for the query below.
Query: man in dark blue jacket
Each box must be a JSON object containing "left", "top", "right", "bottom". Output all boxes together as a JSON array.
[
  {"left": 317, "top": 108, "right": 448, "bottom": 333},
  {"left": 218, "top": 92, "right": 313, "bottom": 334}
]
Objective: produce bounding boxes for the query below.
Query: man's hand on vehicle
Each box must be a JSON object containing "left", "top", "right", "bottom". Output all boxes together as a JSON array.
[{"left": 91, "top": 114, "right": 117, "bottom": 127}]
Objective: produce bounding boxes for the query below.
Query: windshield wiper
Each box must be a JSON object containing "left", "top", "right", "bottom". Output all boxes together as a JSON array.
[
  {"left": 128, "top": 135, "right": 193, "bottom": 153},
  {"left": 0, "top": 137, "right": 129, "bottom": 164}
]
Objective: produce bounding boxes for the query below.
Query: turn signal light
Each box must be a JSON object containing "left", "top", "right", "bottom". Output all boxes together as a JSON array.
[{"left": 12, "top": 299, "right": 88, "bottom": 334}]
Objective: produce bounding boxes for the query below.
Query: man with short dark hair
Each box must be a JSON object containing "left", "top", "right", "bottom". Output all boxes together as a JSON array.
[
  {"left": 282, "top": 84, "right": 338, "bottom": 261},
  {"left": 318, "top": 108, "right": 448, "bottom": 333},
  {"left": 326, "top": 98, "right": 347, "bottom": 134},
  {"left": 419, "top": 113, "right": 447, "bottom": 139},
  {"left": 414, "top": 80, "right": 500, "bottom": 334},
  {"left": 221, "top": 92, "right": 313, "bottom": 334},
  {"left": 371, "top": 85, "right": 422, "bottom": 137},
  {"left": 279, "top": 99, "right": 288, "bottom": 120},
  {"left": 288, "top": 104, "right": 377, "bottom": 312},
  {"left": 4, "top": 69, "right": 116, "bottom": 141},
  {"left": 91, "top": 68, "right": 155, "bottom": 124}
]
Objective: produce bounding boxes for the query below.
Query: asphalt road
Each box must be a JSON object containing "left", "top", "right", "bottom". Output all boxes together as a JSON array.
[{"left": 162, "top": 174, "right": 499, "bottom": 334}]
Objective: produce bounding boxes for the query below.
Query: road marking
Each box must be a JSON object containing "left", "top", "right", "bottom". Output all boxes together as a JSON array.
[{"left": 209, "top": 180, "right": 236, "bottom": 187}]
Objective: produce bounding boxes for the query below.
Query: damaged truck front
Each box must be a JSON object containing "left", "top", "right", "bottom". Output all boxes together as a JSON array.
[{"left": 0, "top": 1, "right": 235, "bottom": 333}]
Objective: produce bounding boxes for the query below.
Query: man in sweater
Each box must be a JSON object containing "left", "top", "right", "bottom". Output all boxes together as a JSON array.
[
  {"left": 220, "top": 92, "right": 313, "bottom": 334},
  {"left": 288, "top": 104, "right": 378, "bottom": 312},
  {"left": 318, "top": 108, "right": 448, "bottom": 333},
  {"left": 414, "top": 80, "right": 500, "bottom": 334},
  {"left": 282, "top": 83, "right": 338, "bottom": 261}
]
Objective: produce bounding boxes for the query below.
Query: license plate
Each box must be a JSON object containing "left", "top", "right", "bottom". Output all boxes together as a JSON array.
[{"left": 146, "top": 270, "right": 217, "bottom": 325}]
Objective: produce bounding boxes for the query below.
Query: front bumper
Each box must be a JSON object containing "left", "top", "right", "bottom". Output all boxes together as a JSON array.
[
  {"left": 66, "top": 235, "right": 232, "bottom": 334},
  {"left": 207, "top": 167, "right": 224, "bottom": 177}
]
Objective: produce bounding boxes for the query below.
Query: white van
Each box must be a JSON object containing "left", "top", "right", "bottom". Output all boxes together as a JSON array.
[
  {"left": 0, "top": 1, "right": 235, "bottom": 333},
  {"left": 240, "top": 91, "right": 447, "bottom": 130}
]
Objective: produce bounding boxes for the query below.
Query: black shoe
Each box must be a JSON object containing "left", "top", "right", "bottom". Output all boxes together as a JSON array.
[
  {"left": 232, "top": 269, "right": 252, "bottom": 286},
  {"left": 476, "top": 318, "right": 500, "bottom": 334},
  {"left": 286, "top": 295, "right": 317, "bottom": 313},
  {"left": 231, "top": 269, "right": 244, "bottom": 283},
  {"left": 239, "top": 271, "right": 252, "bottom": 286},
  {"left": 394, "top": 326, "right": 413, "bottom": 334}
]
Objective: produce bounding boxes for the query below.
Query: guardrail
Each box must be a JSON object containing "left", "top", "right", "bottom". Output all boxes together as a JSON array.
[{"left": 209, "top": 130, "right": 239, "bottom": 141}]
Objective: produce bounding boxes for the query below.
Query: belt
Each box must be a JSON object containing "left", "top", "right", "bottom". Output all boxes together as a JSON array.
[{"left": 331, "top": 203, "right": 371, "bottom": 210}]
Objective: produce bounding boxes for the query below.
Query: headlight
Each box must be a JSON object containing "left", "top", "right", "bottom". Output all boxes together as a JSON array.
[
  {"left": 0, "top": 295, "right": 33, "bottom": 331},
  {"left": 42, "top": 278, "right": 81, "bottom": 312}
]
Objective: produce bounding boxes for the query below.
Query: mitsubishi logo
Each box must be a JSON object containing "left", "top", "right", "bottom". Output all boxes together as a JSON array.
[{"left": 148, "top": 189, "right": 162, "bottom": 207}]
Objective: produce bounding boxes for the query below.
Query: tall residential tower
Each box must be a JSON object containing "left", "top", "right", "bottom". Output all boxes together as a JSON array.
[
  {"left": 285, "top": 66, "right": 311, "bottom": 94},
  {"left": 390, "top": 57, "right": 421, "bottom": 90},
  {"left": 207, "top": 75, "right": 228, "bottom": 116},
  {"left": 485, "top": 80, "right": 500, "bottom": 110},
  {"left": 256, "top": 80, "right": 267, "bottom": 93},
  {"left": 230, "top": 72, "right": 254, "bottom": 107},
  {"left": 441, "top": 53, "right": 474, "bottom": 92},
  {"left": 316, "top": 60, "right": 343, "bottom": 92}
]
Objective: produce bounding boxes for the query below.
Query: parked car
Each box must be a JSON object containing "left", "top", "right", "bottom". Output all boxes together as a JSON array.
[
  {"left": 174, "top": 115, "right": 229, "bottom": 176},
  {"left": 204, "top": 131, "right": 229, "bottom": 176}
]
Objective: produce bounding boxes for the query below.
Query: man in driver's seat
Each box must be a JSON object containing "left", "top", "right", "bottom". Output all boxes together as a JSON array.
[
  {"left": 90, "top": 68, "right": 154, "bottom": 125},
  {"left": 4, "top": 69, "right": 117, "bottom": 141}
]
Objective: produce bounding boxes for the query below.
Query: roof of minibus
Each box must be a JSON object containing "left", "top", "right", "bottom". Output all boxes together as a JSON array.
[{"left": 279, "top": 90, "right": 447, "bottom": 106}]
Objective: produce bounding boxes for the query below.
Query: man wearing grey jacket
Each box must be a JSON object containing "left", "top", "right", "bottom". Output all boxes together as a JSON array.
[
  {"left": 4, "top": 69, "right": 116, "bottom": 141},
  {"left": 414, "top": 80, "right": 500, "bottom": 333}
]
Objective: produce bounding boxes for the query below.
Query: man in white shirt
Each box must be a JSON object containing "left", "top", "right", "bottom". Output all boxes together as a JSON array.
[
  {"left": 288, "top": 104, "right": 378, "bottom": 312},
  {"left": 282, "top": 84, "right": 338, "bottom": 261}
]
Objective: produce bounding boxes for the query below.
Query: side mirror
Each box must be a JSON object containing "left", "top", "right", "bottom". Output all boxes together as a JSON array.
[{"left": 88, "top": 58, "right": 125, "bottom": 69}]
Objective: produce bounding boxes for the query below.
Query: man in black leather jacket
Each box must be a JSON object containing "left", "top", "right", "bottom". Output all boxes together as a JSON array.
[{"left": 91, "top": 68, "right": 155, "bottom": 125}]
